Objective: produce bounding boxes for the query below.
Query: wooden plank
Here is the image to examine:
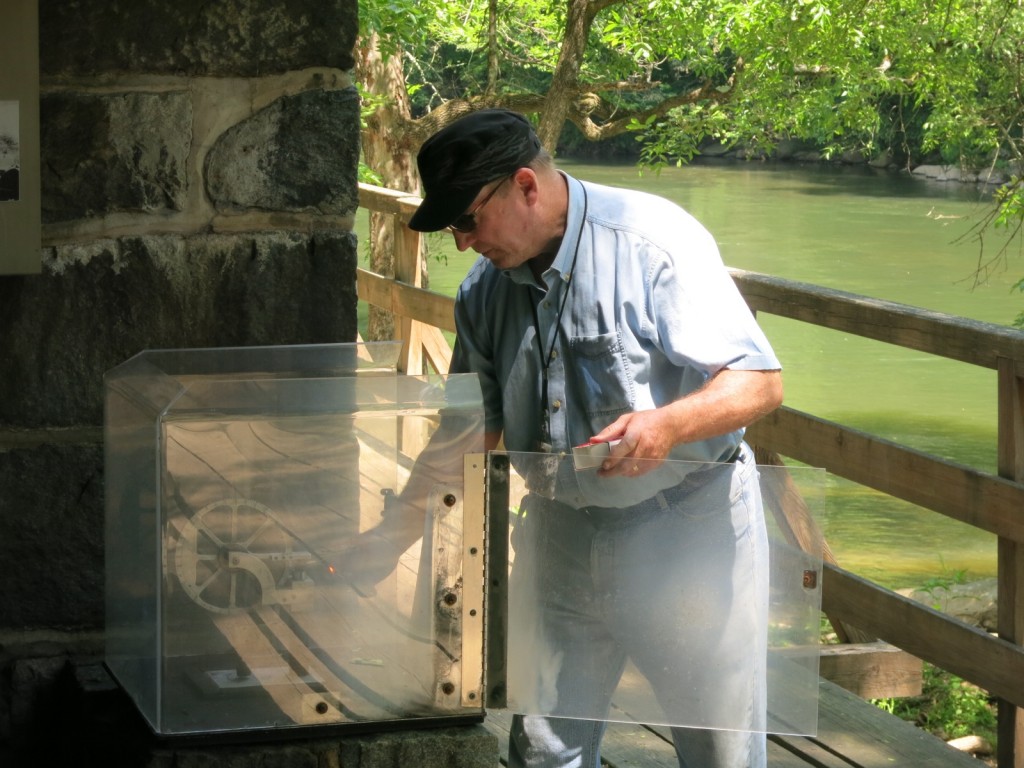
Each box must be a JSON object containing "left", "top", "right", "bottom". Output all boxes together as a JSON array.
[
  {"left": 823, "top": 564, "right": 1024, "bottom": 706},
  {"left": 357, "top": 267, "right": 457, "bottom": 333},
  {"left": 642, "top": 679, "right": 979, "bottom": 768},
  {"left": 484, "top": 708, "right": 684, "bottom": 767},
  {"left": 358, "top": 184, "right": 422, "bottom": 220},
  {"left": 732, "top": 268, "right": 1024, "bottom": 369},
  {"left": 804, "top": 678, "right": 982, "bottom": 768},
  {"left": 767, "top": 734, "right": 861, "bottom": 768},
  {"left": 748, "top": 406, "right": 1024, "bottom": 544},
  {"left": 487, "top": 698, "right": 831, "bottom": 768},
  {"left": 422, "top": 323, "right": 453, "bottom": 375},
  {"left": 818, "top": 642, "right": 922, "bottom": 699}
]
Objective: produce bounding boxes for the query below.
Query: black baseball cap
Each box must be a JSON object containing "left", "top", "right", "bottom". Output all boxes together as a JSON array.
[{"left": 408, "top": 109, "right": 542, "bottom": 232}]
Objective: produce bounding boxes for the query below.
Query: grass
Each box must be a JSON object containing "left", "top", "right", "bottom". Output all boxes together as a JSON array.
[{"left": 874, "top": 664, "right": 997, "bottom": 747}]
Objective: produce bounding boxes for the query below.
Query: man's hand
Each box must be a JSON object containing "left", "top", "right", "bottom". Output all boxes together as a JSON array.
[
  {"left": 592, "top": 410, "right": 674, "bottom": 477},
  {"left": 592, "top": 368, "right": 782, "bottom": 477},
  {"left": 333, "top": 527, "right": 408, "bottom": 597}
]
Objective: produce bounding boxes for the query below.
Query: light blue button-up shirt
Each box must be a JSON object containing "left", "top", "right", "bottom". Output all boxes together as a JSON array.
[{"left": 451, "top": 173, "right": 780, "bottom": 507}]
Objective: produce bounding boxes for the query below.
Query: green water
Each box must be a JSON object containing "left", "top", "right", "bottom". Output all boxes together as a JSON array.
[{"left": 357, "top": 159, "right": 1021, "bottom": 589}]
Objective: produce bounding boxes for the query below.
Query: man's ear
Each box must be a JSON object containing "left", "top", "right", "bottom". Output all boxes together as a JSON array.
[{"left": 511, "top": 167, "right": 540, "bottom": 204}]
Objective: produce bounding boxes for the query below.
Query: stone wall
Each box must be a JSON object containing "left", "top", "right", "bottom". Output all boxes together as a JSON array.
[{"left": 0, "top": 0, "right": 384, "bottom": 762}]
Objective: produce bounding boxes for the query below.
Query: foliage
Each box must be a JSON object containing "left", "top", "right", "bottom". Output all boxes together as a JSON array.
[
  {"left": 364, "top": 0, "right": 1024, "bottom": 183},
  {"left": 360, "top": 0, "right": 1024, "bottom": 177},
  {"left": 874, "top": 664, "right": 997, "bottom": 744},
  {"left": 1014, "top": 276, "right": 1024, "bottom": 328},
  {"left": 358, "top": 0, "right": 1024, "bottom": 321}
]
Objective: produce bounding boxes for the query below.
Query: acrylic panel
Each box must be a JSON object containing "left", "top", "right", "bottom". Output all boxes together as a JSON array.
[{"left": 488, "top": 449, "right": 824, "bottom": 737}]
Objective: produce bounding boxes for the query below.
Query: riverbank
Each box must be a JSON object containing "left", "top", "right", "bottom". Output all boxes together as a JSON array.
[
  {"left": 559, "top": 133, "right": 1019, "bottom": 189},
  {"left": 694, "top": 138, "right": 1017, "bottom": 187}
]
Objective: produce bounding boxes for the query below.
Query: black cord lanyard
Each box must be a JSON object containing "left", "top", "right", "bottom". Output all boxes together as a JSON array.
[{"left": 530, "top": 183, "right": 588, "bottom": 452}]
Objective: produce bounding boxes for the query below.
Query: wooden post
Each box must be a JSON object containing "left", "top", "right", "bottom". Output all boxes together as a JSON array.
[
  {"left": 997, "top": 357, "right": 1024, "bottom": 768},
  {"left": 393, "top": 210, "right": 424, "bottom": 376}
]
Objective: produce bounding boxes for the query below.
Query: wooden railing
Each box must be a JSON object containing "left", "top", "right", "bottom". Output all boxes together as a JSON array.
[{"left": 357, "top": 182, "right": 1024, "bottom": 768}]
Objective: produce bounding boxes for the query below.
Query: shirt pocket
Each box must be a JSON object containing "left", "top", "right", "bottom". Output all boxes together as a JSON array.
[{"left": 567, "top": 331, "right": 636, "bottom": 428}]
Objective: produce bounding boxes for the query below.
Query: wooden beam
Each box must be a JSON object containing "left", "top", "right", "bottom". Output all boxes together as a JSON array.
[
  {"left": 357, "top": 184, "right": 422, "bottom": 221},
  {"left": 421, "top": 324, "right": 453, "bottom": 375},
  {"left": 997, "top": 357, "right": 1024, "bottom": 768},
  {"left": 357, "top": 268, "right": 457, "bottom": 333},
  {"left": 818, "top": 642, "right": 922, "bottom": 699},
  {"left": 732, "top": 269, "right": 1024, "bottom": 370},
  {"left": 748, "top": 407, "right": 1024, "bottom": 543},
  {"left": 823, "top": 564, "right": 1024, "bottom": 707}
]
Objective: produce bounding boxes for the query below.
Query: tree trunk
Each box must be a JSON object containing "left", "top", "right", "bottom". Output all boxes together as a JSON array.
[
  {"left": 536, "top": 0, "right": 596, "bottom": 150},
  {"left": 354, "top": 32, "right": 421, "bottom": 342}
]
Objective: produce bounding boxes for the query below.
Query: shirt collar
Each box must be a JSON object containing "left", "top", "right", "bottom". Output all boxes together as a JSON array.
[{"left": 504, "top": 172, "right": 585, "bottom": 288}]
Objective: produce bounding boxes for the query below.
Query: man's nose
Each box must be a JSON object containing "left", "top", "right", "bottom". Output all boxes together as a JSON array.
[{"left": 451, "top": 230, "right": 474, "bottom": 251}]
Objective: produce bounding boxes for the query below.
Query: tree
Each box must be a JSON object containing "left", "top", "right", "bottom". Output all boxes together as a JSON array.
[{"left": 357, "top": 0, "right": 1024, "bottom": 332}]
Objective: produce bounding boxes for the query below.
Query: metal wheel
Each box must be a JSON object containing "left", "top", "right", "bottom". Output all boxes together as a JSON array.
[{"left": 172, "top": 498, "right": 293, "bottom": 614}]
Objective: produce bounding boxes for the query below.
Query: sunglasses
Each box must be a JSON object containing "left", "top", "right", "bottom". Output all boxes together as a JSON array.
[{"left": 449, "top": 176, "right": 510, "bottom": 233}]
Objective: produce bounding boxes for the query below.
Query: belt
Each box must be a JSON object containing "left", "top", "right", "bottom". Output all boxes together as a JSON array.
[{"left": 581, "top": 443, "right": 746, "bottom": 523}]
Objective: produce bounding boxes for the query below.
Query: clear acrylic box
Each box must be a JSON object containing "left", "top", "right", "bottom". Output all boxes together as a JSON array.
[{"left": 104, "top": 343, "right": 487, "bottom": 739}]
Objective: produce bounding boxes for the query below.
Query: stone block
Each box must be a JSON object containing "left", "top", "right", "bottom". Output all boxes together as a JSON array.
[
  {"left": 8, "top": 657, "right": 68, "bottom": 741},
  {"left": 901, "top": 577, "right": 998, "bottom": 631},
  {"left": 205, "top": 88, "right": 360, "bottom": 215},
  {"left": 0, "top": 232, "right": 358, "bottom": 427},
  {"left": 338, "top": 726, "right": 499, "bottom": 768},
  {"left": 174, "top": 745, "right": 321, "bottom": 768},
  {"left": 40, "top": 91, "right": 192, "bottom": 224},
  {"left": 40, "top": 0, "right": 358, "bottom": 77},
  {"left": 0, "top": 443, "right": 105, "bottom": 628},
  {"left": 3, "top": 658, "right": 153, "bottom": 767}
]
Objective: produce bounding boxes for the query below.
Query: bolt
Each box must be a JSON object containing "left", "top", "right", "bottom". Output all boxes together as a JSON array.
[
  {"left": 441, "top": 682, "right": 455, "bottom": 695},
  {"left": 442, "top": 591, "right": 458, "bottom": 606},
  {"left": 443, "top": 493, "right": 457, "bottom": 507},
  {"left": 315, "top": 701, "right": 329, "bottom": 715}
]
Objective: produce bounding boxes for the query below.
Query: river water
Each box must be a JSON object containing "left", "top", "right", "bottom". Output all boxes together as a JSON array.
[{"left": 361, "top": 159, "right": 1020, "bottom": 589}]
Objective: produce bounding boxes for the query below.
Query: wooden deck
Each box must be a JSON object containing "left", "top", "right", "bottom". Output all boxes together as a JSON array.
[
  {"left": 359, "top": 182, "right": 1024, "bottom": 767},
  {"left": 482, "top": 679, "right": 984, "bottom": 768}
]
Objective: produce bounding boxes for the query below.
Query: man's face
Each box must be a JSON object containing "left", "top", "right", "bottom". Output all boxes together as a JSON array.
[{"left": 449, "top": 172, "right": 533, "bottom": 270}]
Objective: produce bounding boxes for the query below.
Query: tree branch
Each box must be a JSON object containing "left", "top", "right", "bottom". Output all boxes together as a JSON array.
[{"left": 570, "top": 59, "right": 744, "bottom": 141}]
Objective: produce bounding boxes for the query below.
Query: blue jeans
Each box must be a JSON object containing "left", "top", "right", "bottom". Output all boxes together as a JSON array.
[{"left": 506, "top": 444, "right": 768, "bottom": 768}]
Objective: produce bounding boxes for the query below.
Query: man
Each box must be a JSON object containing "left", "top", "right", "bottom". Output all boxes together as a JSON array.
[{"left": 407, "top": 108, "right": 782, "bottom": 768}]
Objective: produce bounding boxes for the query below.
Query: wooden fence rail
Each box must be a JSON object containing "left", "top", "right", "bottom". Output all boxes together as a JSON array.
[{"left": 356, "top": 182, "right": 1024, "bottom": 768}]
